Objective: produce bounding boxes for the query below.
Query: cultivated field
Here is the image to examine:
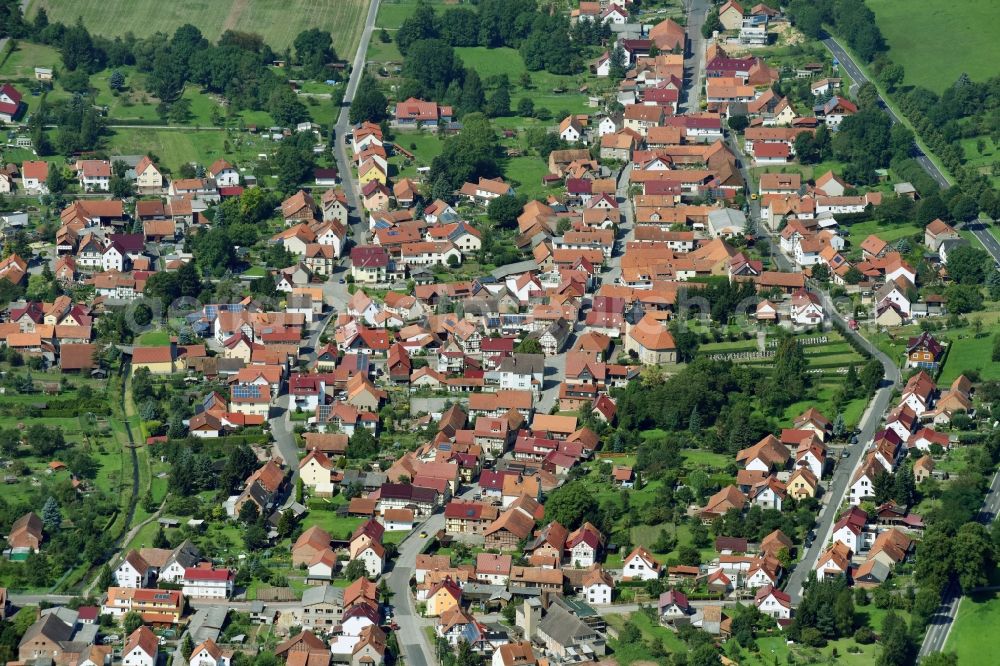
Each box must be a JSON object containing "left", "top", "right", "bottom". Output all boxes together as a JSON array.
[
  {"left": 866, "top": 0, "right": 998, "bottom": 93},
  {"left": 28, "top": 0, "right": 371, "bottom": 58}
]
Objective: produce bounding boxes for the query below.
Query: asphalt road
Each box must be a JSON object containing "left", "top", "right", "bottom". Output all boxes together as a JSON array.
[
  {"left": 782, "top": 288, "right": 901, "bottom": 603},
  {"left": 821, "top": 37, "right": 951, "bottom": 191},
  {"left": 919, "top": 466, "right": 1000, "bottom": 657},
  {"left": 964, "top": 218, "right": 1000, "bottom": 264},
  {"left": 386, "top": 489, "right": 478, "bottom": 666},
  {"left": 602, "top": 163, "right": 633, "bottom": 286},
  {"left": 332, "top": 0, "right": 383, "bottom": 228},
  {"left": 681, "top": 0, "right": 711, "bottom": 113}
]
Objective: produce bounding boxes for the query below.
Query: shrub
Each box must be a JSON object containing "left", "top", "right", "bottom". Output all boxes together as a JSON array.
[{"left": 853, "top": 627, "right": 876, "bottom": 644}]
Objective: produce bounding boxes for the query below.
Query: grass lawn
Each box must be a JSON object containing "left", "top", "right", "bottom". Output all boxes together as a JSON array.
[
  {"left": 454, "top": 47, "right": 598, "bottom": 118},
  {"left": 605, "top": 611, "right": 688, "bottom": 662},
  {"left": 867, "top": 0, "right": 999, "bottom": 93},
  {"left": 504, "top": 155, "right": 562, "bottom": 200},
  {"left": 137, "top": 330, "right": 171, "bottom": 346},
  {"left": 0, "top": 41, "right": 61, "bottom": 79},
  {"left": 680, "top": 449, "right": 732, "bottom": 470},
  {"left": 960, "top": 135, "right": 1000, "bottom": 188},
  {"left": 946, "top": 590, "right": 1000, "bottom": 661},
  {"left": 104, "top": 127, "right": 273, "bottom": 173},
  {"left": 30, "top": 0, "right": 372, "bottom": 57},
  {"left": 752, "top": 158, "right": 847, "bottom": 184},
  {"left": 125, "top": 519, "right": 162, "bottom": 552},
  {"left": 367, "top": 37, "right": 402, "bottom": 64},
  {"left": 746, "top": 635, "right": 877, "bottom": 666},
  {"left": 843, "top": 219, "right": 923, "bottom": 249},
  {"left": 376, "top": 0, "right": 457, "bottom": 31},
  {"left": 302, "top": 508, "right": 363, "bottom": 541},
  {"left": 866, "top": 304, "right": 1000, "bottom": 383},
  {"left": 938, "top": 327, "right": 1000, "bottom": 383},
  {"left": 390, "top": 130, "right": 445, "bottom": 179}
]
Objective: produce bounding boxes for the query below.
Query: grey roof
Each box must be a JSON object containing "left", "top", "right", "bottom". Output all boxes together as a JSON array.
[
  {"left": 19, "top": 615, "right": 74, "bottom": 649},
  {"left": 187, "top": 607, "right": 228, "bottom": 644},
  {"left": 302, "top": 584, "right": 344, "bottom": 607},
  {"left": 461, "top": 583, "right": 509, "bottom": 600},
  {"left": 343, "top": 469, "right": 387, "bottom": 489},
  {"left": 109, "top": 155, "right": 144, "bottom": 168},
  {"left": 73, "top": 624, "right": 99, "bottom": 646},
  {"left": 544, "top": 318, "right": 572, "bottom": 343},
  {"left": 490, "top": 260, "right": 538, "bottom": 280},
  {"left": 497, "top": 353, "right": 545, "bottom": 376},
  {"left": 40, "top": 607, "right": 79, "bottom": 626},
  {"left": 858, "top": 559, "right": 891, "bottom": 582},
  {"left": 707, "top": 208, "right": 747, "bottom": 235},
  {"left": 536, "top": 603, "right": 598, "bottom": 647},
  {"left": 165, "top": 539, "right": 202, "bottom": 570},
  {"left": 875, "top": 280, "right": 906, "bottom": 302}
]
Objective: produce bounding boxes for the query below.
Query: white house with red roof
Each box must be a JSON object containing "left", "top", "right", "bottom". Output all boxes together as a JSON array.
[
  {"left": 392, "top": 98, "right": 453, "bottom": 129},
  {"left": 182, "top": 565, "right": 234, "bottom": 599},
  {"left": 21, "top": 161, "right": 49, "bottom": 194},
  {"left": 122, "top": 627, "right": 158, "bottom": 666},
  {"left": 622, "top": 546, "right": 661, "bottom": 581},
  {"left": 566, "top": 523, "right": 603, "bottom": 567},
  {"left": 907, "top": 427, "right": 951, "bottom": 452},
  {"left": 789, "top": 288, "right": 824, "bottom": 325},
  {"left": 190, "top": 639, "right": 228, "bottom": 666},
  {"left": 754, "top": 584, "right": 791, "bottom": 620},
  {"left": 76, "top": 160, "right": 112, "bottom": 191},
  {"left": 0, "top": 84, "right": 22, "bottom": 122},
  {"left": 208, "top": 159, "right": 240, "bottom": 187}
]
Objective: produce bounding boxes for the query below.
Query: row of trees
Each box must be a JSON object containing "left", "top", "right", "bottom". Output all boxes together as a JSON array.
[
  {"left": 787, "top": 0, "right": 1000, "bottom": 221},
  {"left": 895, "top": 74, "right": 1000, "bottom": 219},
  {"left": 397, "top": 0, "right": 587, "bottom": 76},
  {"left": 787, "top": 0, "right": 885, "bottom": 63},
  {"left": 22, "top": 9, "right": 330, "bottom": 128}
]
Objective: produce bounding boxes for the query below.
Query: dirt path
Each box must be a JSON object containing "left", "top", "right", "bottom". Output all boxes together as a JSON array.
[{"left": 222, "top": 0, "right": 250, "bottom": 32}]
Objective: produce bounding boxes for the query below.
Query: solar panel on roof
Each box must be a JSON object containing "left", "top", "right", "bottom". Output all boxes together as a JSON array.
[{"left": 233, "top": 384, "right": 261, "bottom": 399}]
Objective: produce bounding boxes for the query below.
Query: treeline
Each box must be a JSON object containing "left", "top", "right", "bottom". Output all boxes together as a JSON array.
[
  {"left": 896, "top": 74, "right": 1000, "bottom": 218},
  {"left": 615, "top": 359, "right": 779, "bottom": 456},
  {"left": 787, "top": 0, "right": 885, "bottom": 62},
  {"left": 396, "top": 0, "right": 588, "bottom": 78},
  {"left": 789, "top": 0, "right": 1000, "bottom": 220},
  {"left": 30, "top": 94, "right": 105, "bottom": 156},
  {"left": 15, "top": 8, "right": 337, "bottom": 127},
  {"left": 426, "top": 112, "right": 504, "bottom": 201}
]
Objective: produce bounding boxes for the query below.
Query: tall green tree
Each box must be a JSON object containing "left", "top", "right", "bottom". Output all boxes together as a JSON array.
[
  {"left": 349, "top": 76, "right": 388, "bottom": 124},
  {"left": 543, "top": 481, "right": 599, "bottom": 529},
  {"left": 42, "top": 496, "right": 61, "bottom": 532},
  {"left": 953, "top": 522, "right": 994, "bottom": 592},
  {"left": 293, "top": 28, "right": 336, "bottom": 79},
  {"left": 122, "top": 610, "right": 143, "bottom": 635}
]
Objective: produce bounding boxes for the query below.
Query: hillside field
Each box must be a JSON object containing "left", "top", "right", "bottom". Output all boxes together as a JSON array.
[
  {"left": 28, "top": 0, "right": 371, "bottom": 58},
  {"left": 866, "top": 0, "right": 998, "bottom": 93}
]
